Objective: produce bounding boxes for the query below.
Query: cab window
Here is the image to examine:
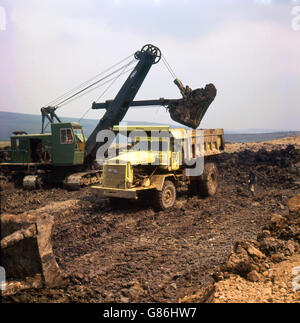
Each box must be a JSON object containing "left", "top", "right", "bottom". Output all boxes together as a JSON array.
[
  {"left": 73, "top": 128, "right": 85, "bottom": 143},
  {"left": 60, "top": 128, "right": 73, "bottom": 144}
]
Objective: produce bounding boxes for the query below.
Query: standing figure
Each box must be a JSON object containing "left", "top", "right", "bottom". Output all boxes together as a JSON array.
[{"left": 248, "top": 167, "right": 257, "bottom": 197}]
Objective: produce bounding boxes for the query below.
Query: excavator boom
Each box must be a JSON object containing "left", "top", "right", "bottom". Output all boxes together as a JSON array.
[{"left": 85, "top": 44, "right": 161, "bottom": 165}]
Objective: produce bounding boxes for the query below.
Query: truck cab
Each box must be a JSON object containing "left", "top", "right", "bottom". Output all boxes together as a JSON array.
[{"left": 110, "top": 125, "right": 182, "bottom": 171}]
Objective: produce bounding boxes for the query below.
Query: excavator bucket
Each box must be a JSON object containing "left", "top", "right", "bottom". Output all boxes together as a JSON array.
[
  {"left": 168, "top": 83, "right": 217, "bottom": 129},
  {"left": 1, "top": 213, "right": 67, "bottom": 296}
]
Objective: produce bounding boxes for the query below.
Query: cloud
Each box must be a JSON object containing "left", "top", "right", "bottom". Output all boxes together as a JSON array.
[{"left": 0, "top": 0, "right": 299, "bottom": 130}]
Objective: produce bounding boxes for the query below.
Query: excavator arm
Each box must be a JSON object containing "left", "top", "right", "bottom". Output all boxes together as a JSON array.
[{"left": 93, "top": 81, "right": 217, "bottom": 130}]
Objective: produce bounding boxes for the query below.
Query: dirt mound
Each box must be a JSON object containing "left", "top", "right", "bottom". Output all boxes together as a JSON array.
[
  {"left": 180, "top": 194, "right": 300, "bottom": 303},
  {"left": 226, "top": 136, "right": 300, "bottom": 153},
  {"left": 213, "top": 255, "right": 300, "bottom": 303},
  {"left": 216, "top": 208, "right": 299, "bottom": 279}
]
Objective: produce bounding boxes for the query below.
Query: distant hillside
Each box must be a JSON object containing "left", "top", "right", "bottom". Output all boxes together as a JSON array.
[
  {"left": 225, "top": 132, "right": 300, "bottom": 143},
  {"left": 1, "top": 111, "right": 299, "bottom": 143},
  {"left": 0, "top": 111, "right": 171, "bottom": 141}
]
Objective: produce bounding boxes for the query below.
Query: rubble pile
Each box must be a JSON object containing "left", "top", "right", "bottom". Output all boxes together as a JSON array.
[
  {"left": 180, "top": 194, "right": 300, "bottom": 303},
  {"left": 211, "top": 193, "right": 300, "bottom": 303},
  {"left": 217, "top": 145, "right": 300, "bottom": 190},
  {"left": 220, "top": 144, "right": 300, "bottom": 168},
  {"left": 214, "top": 205, "right": 300, "bottom": 283}
]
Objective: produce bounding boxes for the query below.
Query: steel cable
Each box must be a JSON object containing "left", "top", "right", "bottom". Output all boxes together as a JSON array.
[
  {"left": 46, "top": 53, "right": 134, "bottom": 107},
  {"left": 57, "top": 66, "right": 135, "bottom": 109},
  {"left": 162, "top": 55, "right": 177, "bottom": 80},
  {"left": 78, "top": 59, "right": 135, "bottom": 121},
  {"left": 55, "top": 60, "right": 136, "bottom": 108}
]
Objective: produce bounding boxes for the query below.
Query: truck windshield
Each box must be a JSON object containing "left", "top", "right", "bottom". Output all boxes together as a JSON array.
[{"left": 73, "top": 128, "right": 85, "bottom": 143}]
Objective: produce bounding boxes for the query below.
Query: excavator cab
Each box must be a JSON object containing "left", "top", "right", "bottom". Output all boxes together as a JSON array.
[{"left": 51, "top": 123, "right": 86, "bottom": 166}]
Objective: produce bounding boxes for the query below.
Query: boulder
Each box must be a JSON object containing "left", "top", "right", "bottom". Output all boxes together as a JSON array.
[
  {"left": 247, "top": 245, "right": 266, "bottom": 259},
  {"left": 270, "top": 214, "right": 285, "bottom": 227},
  {"left": 224, "top": 252, "right": 252, "bottom": 276},
  {"left": 288, "top": 194, "right": 300, "bottom": 214},
  {"left": 247, "top": 270, "right": 261, "bottom": 282}
]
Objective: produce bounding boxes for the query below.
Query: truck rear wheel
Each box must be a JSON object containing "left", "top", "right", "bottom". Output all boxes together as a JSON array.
[
  {"left": 199, "top": 162, "right": 218, "bottom": 197},
  {"left": 153, "top": 180, "right": 176, "bottom": 211}
]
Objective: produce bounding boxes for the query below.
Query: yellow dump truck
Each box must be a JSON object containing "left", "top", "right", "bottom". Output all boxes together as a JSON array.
[{"left": 92, "top": 125, "right": 225, "bottom": 210}]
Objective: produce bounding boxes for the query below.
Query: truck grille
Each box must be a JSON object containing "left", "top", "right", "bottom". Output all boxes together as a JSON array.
[{"left": 103, "top": 164, "right": 127, "bottom": 189}]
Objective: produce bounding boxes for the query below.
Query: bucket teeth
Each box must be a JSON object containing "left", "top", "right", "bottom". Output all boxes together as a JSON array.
[{"left": 1, "top": 213, "right": 67, "bottom": 296}]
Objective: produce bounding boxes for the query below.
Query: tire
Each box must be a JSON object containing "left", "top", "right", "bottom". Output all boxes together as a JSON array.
[
  {"left": 153, "top": 180, "right": 176, "bottom": 211},
  {"left": 199, "top": 162, "right": 219, "bottom": 197}
]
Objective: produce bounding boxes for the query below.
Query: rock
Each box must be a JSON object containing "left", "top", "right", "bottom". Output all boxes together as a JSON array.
[
  {"left": 258, "top": 264, "right": 268, "bottom": 272},
  {"left": 120, "top": 296, "right": 130, "bottom": 303},
  {"left": 247, "top": 270, "right": 261, "bottom": 282},
  {"left": 74, "top": 273, "right": 84, "bottom": 281},
  {"left": 212, "top": 271, "right": 224, "bottom": 282},
  {"left": 279, "top": 203, "right": 285, "bottom": 210},
  {"left": 249, "top": 263, "right": 260, "bottom": 273},
  {"left": 235, "top": 242, "right": 247, "bottom": 254},
  {"left": 271, "top": 253, "right": 284, "bottom": 263},
  {"left": 259, "top": 237, "right": 285, "bottom": 256},
  {"left": 170, "top": 283, "right": 177, "bottom": 290},
  {"left": 179, "top": 279, "right": 215, "bottom": 303},
  {"left": 288, "top": 194, "right": 300, "bottom": 214},
  {"left": 224, "top": 252, "right": 252, "bottom": 276},
  {"left": 270, "top": 214, "right": 285, "bottom": 227},
  {"left": 247, "top": 245, "right": 266, "bottom": 259},
  {"left": 257, "top": 230, "right": 271, "bottom": 241},
  {"left": 279, "top": 282, "right": 287, "bottom": 289},
  {"left": 284, "top": 240, "right": 296, "bottom": 256}
]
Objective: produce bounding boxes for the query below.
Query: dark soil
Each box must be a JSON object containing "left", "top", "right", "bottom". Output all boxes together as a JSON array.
[{"left": 1, "top": 146, "right": 299, "bottom": 303}]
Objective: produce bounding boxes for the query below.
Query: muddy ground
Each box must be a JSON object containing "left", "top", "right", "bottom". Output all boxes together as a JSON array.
[{"left": 1, "top": 140, "right": 300, "bottom": 303}]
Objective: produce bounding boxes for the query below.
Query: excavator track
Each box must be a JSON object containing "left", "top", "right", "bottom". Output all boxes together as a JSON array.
[
  {"left": 23, "top": 175, "right": 43, "bottom": 190},
  {"left": 64, "top": 170, "right": 102, "bottom": 190}
]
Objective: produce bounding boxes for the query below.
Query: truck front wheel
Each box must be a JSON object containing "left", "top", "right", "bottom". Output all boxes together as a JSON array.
[{"left": 153, "top": 180, "right": 176, "bottom": 211}]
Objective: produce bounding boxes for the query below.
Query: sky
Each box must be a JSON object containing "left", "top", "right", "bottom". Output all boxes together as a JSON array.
[{"left": 0, "top": 0, "right": 299, "bottom": 131}]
